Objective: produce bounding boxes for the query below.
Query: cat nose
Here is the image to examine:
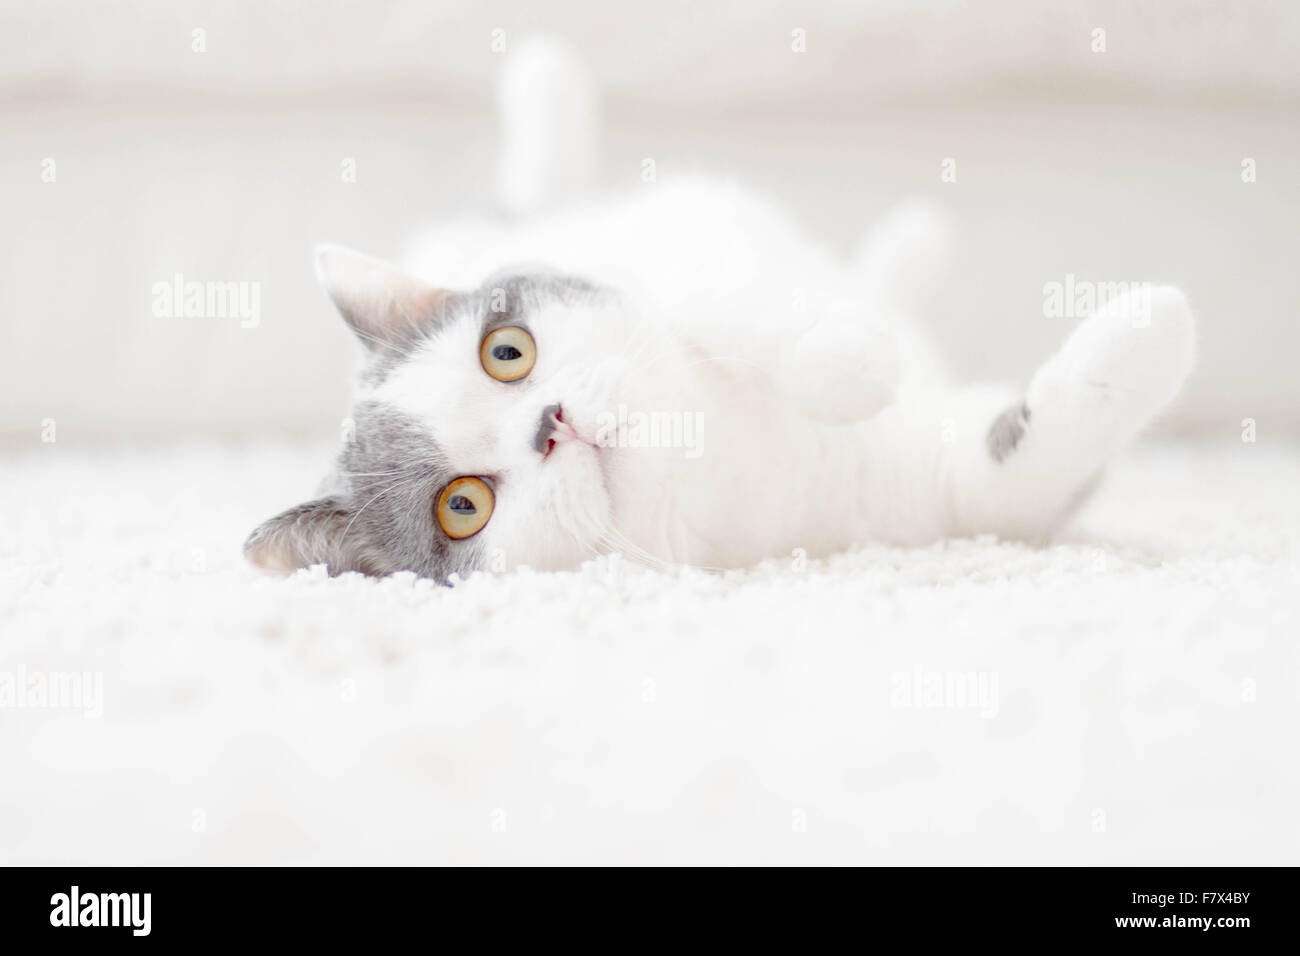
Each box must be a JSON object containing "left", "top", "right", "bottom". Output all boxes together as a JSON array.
[{"left": 534, "top": 403, "right": 562, "bottom": 454}]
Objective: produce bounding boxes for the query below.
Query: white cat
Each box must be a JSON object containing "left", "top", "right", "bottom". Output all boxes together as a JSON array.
[{"left": 246, "top": 38, "right": 1196, "bottom": 580}]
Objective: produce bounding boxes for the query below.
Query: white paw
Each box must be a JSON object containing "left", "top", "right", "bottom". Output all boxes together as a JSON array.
[
  {"left": 1029, "top": 285, "right": 1196, "bottom": 424},
  {"left": 779, "top": 319, "right": 900, "bottom": 424}
]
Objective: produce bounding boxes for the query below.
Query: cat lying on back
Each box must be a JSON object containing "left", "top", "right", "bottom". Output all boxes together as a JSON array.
[{"left": 245, "top": 41, "right": 1195, "bottom": 582}]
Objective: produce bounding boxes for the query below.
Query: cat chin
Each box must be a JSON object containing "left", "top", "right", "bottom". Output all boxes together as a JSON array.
[
  {"left": 544, "top": 435, "right": 600, "bottom": 467},
  {"left": 540, "top": 429, "right": 605, "bottom": 474}
]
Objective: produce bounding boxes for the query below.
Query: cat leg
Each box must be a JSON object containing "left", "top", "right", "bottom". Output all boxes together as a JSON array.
[
  {"left": 945, "top": 285, "right": 1196, "bottom": 539},
  {"left": 774, "top": 200, "right": 956, "bottom": 425},
  {"left": 775, "top": 312, "right": 902, "bottom": 425}
]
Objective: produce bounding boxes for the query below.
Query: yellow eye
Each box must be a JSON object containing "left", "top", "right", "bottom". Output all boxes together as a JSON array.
[
  {"left": 480, "top": 326, "right": 536, "bottom": 382},
  {"left": 435, "top": 476, "right": 495, "bottom": 539}
]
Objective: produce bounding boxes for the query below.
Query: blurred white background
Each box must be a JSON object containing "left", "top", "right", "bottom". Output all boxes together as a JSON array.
[
  {"left": 2, "top": 0, "right": 1298, "bottom": 444},
  {"left": 3, "top": 1, "right": 1299, "bottom": 870}
]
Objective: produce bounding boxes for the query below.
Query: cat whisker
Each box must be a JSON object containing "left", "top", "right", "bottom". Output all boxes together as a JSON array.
[{"left": 337, "top": 467, "right": 431, "bottom": 544}]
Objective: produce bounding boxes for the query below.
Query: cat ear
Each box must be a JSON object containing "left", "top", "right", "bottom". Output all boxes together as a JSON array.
[
  {"left": 244, "top": 496, "right": 388, "bottom": 576},
  {"left": 314, "top": 244, "right": 448, "bottom": 351}
]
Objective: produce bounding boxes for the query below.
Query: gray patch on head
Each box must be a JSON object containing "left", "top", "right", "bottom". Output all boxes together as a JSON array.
[
  {"left": 356, "top": 269, "right": 603, "bottom": 389},
  {"left": 986, "top": 401, "right": 1031, "bottom": 463},
  {"left": 326, "top": 400, "right": 481, "bottom": 582},
  {"left": 244, "top": 402, "right": 482, "bottom": 582},
  {"left": 473, "top": 269, "right": 605, "bottom": 337}
]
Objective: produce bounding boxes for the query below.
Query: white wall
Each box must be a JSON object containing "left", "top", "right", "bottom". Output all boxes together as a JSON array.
[{"left": 2, "top": 1, "right": 1298, "bottom": 445}]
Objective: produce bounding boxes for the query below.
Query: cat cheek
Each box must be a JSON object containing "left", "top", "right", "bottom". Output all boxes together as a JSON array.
[
  {"left": 562, "top": 358, "right": 627, "bottom": 422},
  {"left": 591, "top": 354, "right": 631, "bottom": 388}
]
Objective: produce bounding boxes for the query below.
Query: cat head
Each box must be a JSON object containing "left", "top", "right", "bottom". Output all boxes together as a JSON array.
[{"left": 245, "top": 246, "right": 665, "bottom": 581}]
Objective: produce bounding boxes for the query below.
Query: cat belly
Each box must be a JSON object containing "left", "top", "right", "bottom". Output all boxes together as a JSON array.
[{"left": 609, "top": 377, "right": 870, "bottom": 569}]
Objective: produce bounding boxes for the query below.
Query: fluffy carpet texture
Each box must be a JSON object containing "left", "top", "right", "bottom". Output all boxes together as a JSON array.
[{"left": 2, "top": 439, "right": 1297, "bottom": 864}]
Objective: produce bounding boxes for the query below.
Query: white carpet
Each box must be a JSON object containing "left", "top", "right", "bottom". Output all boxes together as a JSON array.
[{"left": 2, "top": 438, "right": 1297, "bottom": 865}]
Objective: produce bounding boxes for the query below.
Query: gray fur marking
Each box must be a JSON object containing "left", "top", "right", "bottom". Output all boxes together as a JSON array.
[
  {"left": 245, "top": 401, "right": 467, "bottom": 581},
  {"left": 358, "top": 270, "right": 603, "bottom": 388},
  {"left": 986, "top": 401, "right": 1031, "bottom": 463}
]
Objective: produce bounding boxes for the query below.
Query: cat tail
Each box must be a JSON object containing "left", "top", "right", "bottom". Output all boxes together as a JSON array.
[{"left": 498, "top": 35, "right": 599, "bottom": 216}]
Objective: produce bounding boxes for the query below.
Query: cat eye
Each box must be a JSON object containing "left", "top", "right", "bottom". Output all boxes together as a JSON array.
[
  {"left": 435, "top": 476, "right": 495, "bottom": 539},
  {"left": 480, "top": 326, "right": 536, "bottom": 382}
]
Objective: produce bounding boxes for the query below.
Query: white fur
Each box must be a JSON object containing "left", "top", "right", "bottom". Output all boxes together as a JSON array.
[
  {"left": 368, "top": 42, "right": 1199, "bottom": 575},
  {"left": 390, "top": 180, "right": 1196, "bottom": 572}
]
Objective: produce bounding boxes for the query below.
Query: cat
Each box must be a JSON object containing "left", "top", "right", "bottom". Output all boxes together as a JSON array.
[{"left": 245, "top": 38, "right": 1196, "bottom": 581}]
